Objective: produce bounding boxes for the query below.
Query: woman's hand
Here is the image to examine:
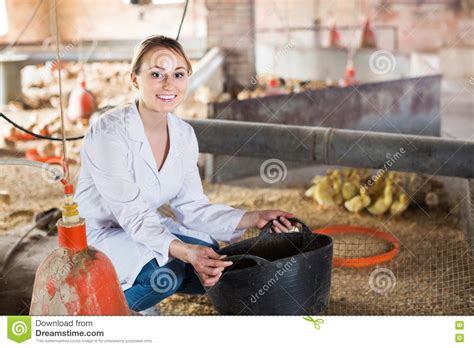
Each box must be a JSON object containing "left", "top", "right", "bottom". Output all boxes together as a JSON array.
[
  {"left": 169, "top": 240, "right": 232, "bottom": 287},
  {"left": 238, "top": 210, "right": 295, "bottom": 233},
  {"left": 254, "top": 210, "right": 295, "bottom": 232},
  {"left": 186, "top": 245, "right": 233, "bottom": 287}
]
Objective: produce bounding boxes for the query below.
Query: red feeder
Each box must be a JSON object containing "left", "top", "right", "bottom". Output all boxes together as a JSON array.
[
  {"left": 30, "top": 186, "right": 130, "bottom": 315},
  {"left": 268, "top": 77, "right": 279, "bottom": 89},
  {"left": 329, "top": 22, "right": 341, "bottom": 48},
  {"left": 67, "top": 80, "right": 96, "bottom": 124},
  {"left": 265, "top": 77, "right": 284, "bottom": 96},
  {"left": 360, "top": 18, "right": 377, "bottom": 48}
]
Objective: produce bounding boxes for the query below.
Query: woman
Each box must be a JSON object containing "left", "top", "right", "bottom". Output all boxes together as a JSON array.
[{"left": 75, "top": 35, "right": 295, "bottom": 313}]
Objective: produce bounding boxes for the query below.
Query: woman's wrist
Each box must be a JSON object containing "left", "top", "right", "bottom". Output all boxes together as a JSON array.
[
  {"left": 237, "top": 211, "right": 260, "bottom": 230},
  {"left": 169, "top": 239, "right": 191, "bottom": 263},
  {"left": 237, "top": 209, "right": 295, "bottom": 231}
]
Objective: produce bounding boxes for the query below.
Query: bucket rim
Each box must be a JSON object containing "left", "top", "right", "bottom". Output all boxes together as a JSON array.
[{"left": 217, "top": 233, "right": 333, "bottom": 277}]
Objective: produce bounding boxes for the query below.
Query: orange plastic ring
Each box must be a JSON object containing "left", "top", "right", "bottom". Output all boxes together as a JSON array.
[{"left": 313, "top": 225, "right": 399, "bottom": 268}]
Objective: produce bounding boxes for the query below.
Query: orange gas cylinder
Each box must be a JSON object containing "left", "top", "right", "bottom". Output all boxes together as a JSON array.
[
  {"left": 329, "top": 23, "right": 340, "bottom": 48},
  {"left": 360, "top": 18, "right": 377, "bottom": 48},
  {"left": 67, "top": 80, "right": 96, "bottom": 125},
  {"left": 29, "top": 186, "right": 130, "bottom": 315}
]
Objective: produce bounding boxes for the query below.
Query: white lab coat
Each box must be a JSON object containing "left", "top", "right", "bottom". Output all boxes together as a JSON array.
[{"left": 74, "top": 100, "right": 247, "bottom": 290}]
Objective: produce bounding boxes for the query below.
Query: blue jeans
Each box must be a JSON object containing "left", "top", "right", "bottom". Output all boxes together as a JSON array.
[{"left": 124, "top": 234, "right": 218, "bottom": 311}]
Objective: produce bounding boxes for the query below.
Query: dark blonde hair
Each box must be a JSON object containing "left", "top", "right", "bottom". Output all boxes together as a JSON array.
[{"left": 130, "top": 35, "right": 193, "bottom": 76}]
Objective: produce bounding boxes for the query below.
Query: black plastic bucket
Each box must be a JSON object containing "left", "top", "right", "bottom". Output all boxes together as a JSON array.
[{"left": 206, "top": 218, "right": 333, "bottom": 315}]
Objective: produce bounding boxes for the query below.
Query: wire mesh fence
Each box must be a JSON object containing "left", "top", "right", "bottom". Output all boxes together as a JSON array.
[{"left": 240, "top": 227, "right": 474, "bottom": 315}]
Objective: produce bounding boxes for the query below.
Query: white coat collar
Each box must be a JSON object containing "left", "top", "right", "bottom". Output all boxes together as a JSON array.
[
  {"left": 125, "top": 99, "right": 179, "bottom": 177},
  {"left": 125, "top": 99, "right": 167, "bottom": 142}
]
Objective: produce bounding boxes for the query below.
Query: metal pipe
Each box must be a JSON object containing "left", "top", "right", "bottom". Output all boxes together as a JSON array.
[
  {"left": 0, "top": 159, "right": 63, "bottom": 181},
  {"left": 187, "top": 47, "right": 224, "bottom": 96},
  {"left": 188, "top": 119, "right": 474, "bottom": 178}
]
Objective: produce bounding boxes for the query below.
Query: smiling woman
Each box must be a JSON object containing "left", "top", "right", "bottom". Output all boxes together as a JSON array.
[
  {"left": 130, "top": 35, "right": 193, "bottom": 116},
  {"left": 74, "top": 34, "right": 295, "bottom": 314}
]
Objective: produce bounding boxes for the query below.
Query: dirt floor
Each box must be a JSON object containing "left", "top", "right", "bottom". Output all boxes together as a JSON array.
[{"left": 2, "top": 160, "right": 471, "bottom": 315}]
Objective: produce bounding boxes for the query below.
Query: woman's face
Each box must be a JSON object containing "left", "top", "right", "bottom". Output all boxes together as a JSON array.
[{"left": 132, "top": 47, "right": 189, "bottom": 114}]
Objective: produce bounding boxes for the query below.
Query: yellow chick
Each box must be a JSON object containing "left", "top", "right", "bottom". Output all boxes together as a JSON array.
[
  {"left": 311, "top": 175, "right": 324, "bottom": 185},
  {"left": 344, "top": 189, "right": 371, "bottom": 213},
  {"left": 342, "top": 181, "right": 358, "bottom": 200},
  {"left": 390, "top": 192, "right": 410, "bottom": 216},
  {"left": 304, "top": 185, "right": 315, "bottom": 198},
  {"left": 367, "top": 180, "right": 394, "bottom": 216},
  {"left": 330, "top": 172, "right": 344, "bottom": 205},
  {"left": 342, "top": 168, "right": 357, "bottom": 180},
  {"left": 342, "top": 168, "right": 351, "bottom": 177},
  {"left": 342, "top": 170, "right": 361, "bottom": 200},
  {"left": 360, "top": 168, "right": 370, "bottom": 182},
  {"left": 313, "top": 177, "right": 339, "bottom": 206},
  {"left": 304, "top": 175, "right": 324, "bottom": 198},
  {"left": 350, "top": 170, "right": 361, "bottom": 183},
  {"left": 387, "top": 171, "right": 397, "bottom": 180},
  {"left": 365, "top": 170, "right": 387, "bottom": 199},
  {"left": 327, "top": 169, "right": 341, "bottom": 180},
  {"left": 328, "top": 169, "right": 344, "bottom": 204},
  {"left": 391, "top": 171, "right": 404, "bottom": 185}
]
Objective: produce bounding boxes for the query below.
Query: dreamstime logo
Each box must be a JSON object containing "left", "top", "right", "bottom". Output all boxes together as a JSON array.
[
  {"left": 147, "top": 50, "right": 178, "bottom": 76},
  {"left": 250, "top": 257, "right": 296, "bottom": 303},
  {"left": 7, "top": 316, "right": 32, "bottom": 343},
  {"left": 369, "top": 268, "right": 396, "bottom": 294},
  {"left": 260, "top": 158, "right": 287, "bottom": 184},
  {"left": 360, "top": 147, "right": 405, "bottom": 193},
  {"left": 12, "top": 321, "right": 28, "bottom": 336},
  {"left": 41, "top": 39, "right": 79, "bottom": 82},
  {"left": 31, "top": 260, "right": 74, "bottom": 304},
  {"left": 369, "top": 50, "right": 396, "bottom": 75},
  {"left": 150, "top": 268, "right": 178, "bottom": 294},
  {"left": 250, "top": 40, "right": 295, "bottom": 85}
]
